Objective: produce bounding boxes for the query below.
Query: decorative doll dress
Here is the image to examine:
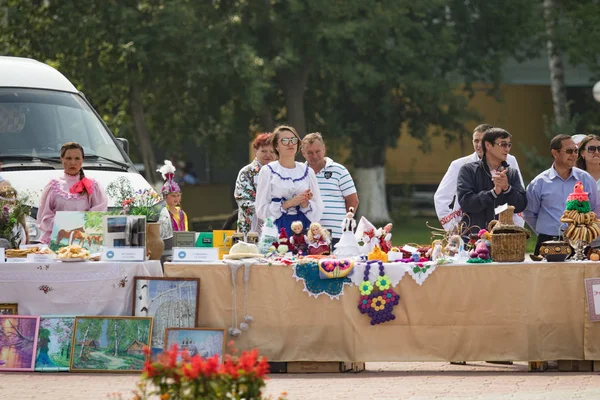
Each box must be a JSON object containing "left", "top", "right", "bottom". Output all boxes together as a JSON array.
[
  {"left": 290, "top": 233, "right": 309, "bottom": 255},
  {"left": 255, "top": 161, "right": 324, "bottom": 238},
  {"left": 36, "top": 173, "right": 108, "bottom": 244},
  {"left": 308, "top": 233, "right": 330, "bottom": 255}
]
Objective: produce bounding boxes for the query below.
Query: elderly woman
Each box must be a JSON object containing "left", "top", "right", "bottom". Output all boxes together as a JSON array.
[
  {"left": 37, "top": 142, "right": 108, "bottom": 244},
  {"left": 255, "top": 125, "right": 323, "bottom": 237},
  {"left": 234, "top": 133, "right": 276, "bottom": 234}
]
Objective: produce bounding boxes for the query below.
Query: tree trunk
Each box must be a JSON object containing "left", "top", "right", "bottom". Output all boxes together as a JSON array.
[
  {"left": 79, "top": 325, "right": 90, "bottom": 358},
  {"left": 259, "top": 105, "right": 275, "bottom": 132},
  {"left": 543, "top": 0, "right": 568, "bottom": 126},
  {"left": 277, "top": 65, "right": 310, "bottom": 136},
  {"left": 129, "top": 85, "right": 159, "bottom": 184},
  {"left": 114, "top": 321, "right": 118, "bottom": 356},
  {"left": 354, "top": 167, "right": 392, "bottom": 224}
]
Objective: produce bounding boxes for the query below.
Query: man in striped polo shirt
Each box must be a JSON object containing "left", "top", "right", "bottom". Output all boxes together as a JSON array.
[{"left": 301, "top": 133, "right": 359, "bottom": 246}]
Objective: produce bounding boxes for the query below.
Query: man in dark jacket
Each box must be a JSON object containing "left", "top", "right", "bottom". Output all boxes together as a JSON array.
[{"left": 457, "top": 128, "right": 527, "bottom": 236}]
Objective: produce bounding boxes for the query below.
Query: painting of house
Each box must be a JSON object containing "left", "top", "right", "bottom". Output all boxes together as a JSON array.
[
  {"left": 70, "top": 316, "right": 152, "bottom": 373},
  {"left": 125, "top": 340, "right": 145, "bottom": 356}
]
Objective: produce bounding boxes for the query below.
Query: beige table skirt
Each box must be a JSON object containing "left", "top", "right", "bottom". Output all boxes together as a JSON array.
[{"left": 165, "top": 262, "right": 599, "bottom": 362}]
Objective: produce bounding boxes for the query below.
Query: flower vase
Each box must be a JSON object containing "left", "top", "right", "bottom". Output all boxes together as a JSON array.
[{"left": 146, "top": 222, "right": 164, "bottom": 261}]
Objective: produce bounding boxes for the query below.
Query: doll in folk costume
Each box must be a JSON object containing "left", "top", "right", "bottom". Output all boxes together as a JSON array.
[
  {"left": 307, "top": 222, "right": 331, "bottom": 255},
  {"left": 157, "top": 160, "right": 188, "bottom": 240},
  {"left": 334, "top": 207, "right": 361, "bottom": 257},
  {"left": 289, "top": 220, "right": 308, "bottom": 255}
]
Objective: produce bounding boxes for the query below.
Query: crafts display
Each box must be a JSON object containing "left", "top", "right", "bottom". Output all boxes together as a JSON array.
[
  {"left": 318, "top": 258, "right": 355, "bottom": 279},
  {"left": 560, "top": 182, "right": 600, "bottom": 260},
  {"left": 487, "top": 205, "right": 529, "bottom": 262},
  {"left": 271, "top": 228, "right": 294, "bottom": 254},
  {"left": 367, "top": 245, "right": 388, "bottom": 262},
  {"left": 358, "top": 261, "right": 400, "bottom": 325},
  {"left": 289, "top": 221, "right": 308, "bottom": 255},
  {"left": 334, "top": 207, "right": 361, "bottom": 257}
]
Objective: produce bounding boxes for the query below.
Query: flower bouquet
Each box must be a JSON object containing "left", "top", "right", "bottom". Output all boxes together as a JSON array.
[
  {"left": 108, "top": 343, "right": 287, "bottom": 400},
  {"left": 0, "top": 189, "right": 31, "bottom": 249},
  {"left": 106, "top": 177, "right": 161, "bottom": 222}
]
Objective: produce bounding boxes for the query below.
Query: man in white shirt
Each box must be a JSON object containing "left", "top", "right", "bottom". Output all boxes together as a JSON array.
[
  {"left": 434, "top": 124, "right": 525, "bottom": 232},
  {"left": 301, "top": 132, "right": 359, "bottom": 246}
]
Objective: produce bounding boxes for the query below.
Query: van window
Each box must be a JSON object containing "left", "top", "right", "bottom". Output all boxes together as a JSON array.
[{"left": 0, "top": 88, "right": 127, "bottom": 163}]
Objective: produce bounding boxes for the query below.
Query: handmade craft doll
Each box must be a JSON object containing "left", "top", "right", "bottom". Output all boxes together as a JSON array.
[
  {"left": 377, "top": 223, "right": 393, "bottom": 253},
  {"left": 157, "top": 160, "right": 188, "bottom": 240},
  {"left": 444, "top": 235, "right": 462, "bottom": 257},
  {"left": 289, "top": 220, "right": 308, "bottom": 255},
  {"left": 428, "top": 239, "right": 444, "bottom": 261},
  {"left": 334, "top": 207, "right": 361, "bottom": 257},
  {"left": 272, "top": 227, "right": 294, "bottom": 254},
  {"left": 307, "top": 222, "right": 331, "bottom": 255}
]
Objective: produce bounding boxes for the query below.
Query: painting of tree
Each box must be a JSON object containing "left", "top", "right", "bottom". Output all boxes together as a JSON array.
[
  {"left": 35, "top": 316, "right": 75, "bottom": 371},
  {"left": 0, "top": 316, "right": 40, "bottom": 371},
  {"left": 70, "top": 317, "right": 152, "bottom": 372},
  {"left": 133, "top": 277, "right": 199, "bottom": 356}
]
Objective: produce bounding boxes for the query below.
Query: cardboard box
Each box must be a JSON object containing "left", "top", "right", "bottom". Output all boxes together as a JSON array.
[{"left": 213, "top": 230, "right": 235, "bottom": 248}]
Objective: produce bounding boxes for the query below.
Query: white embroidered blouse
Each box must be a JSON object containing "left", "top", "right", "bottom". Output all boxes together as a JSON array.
[{"left": 255, "top": 161, "right": 324, "bottom": 224}]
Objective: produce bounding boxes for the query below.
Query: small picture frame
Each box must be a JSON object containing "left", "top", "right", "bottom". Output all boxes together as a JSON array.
[
  {"left": 0, "top": 303, "right": 18, "bottom": 315},
  {"left": 585, "top": 278, "right": 600, "bottom": 322},
  {"left": 164, "top": 328, "right": 226, "bottom": 363},
  {"left": 0, "top": 315, "right": 40, "bottom": 371},
  {"left": 174, "top": 231, "right": 196, "bottom": 248},
  {"left": 35, "top": 316, "right": 76, "bottom": 372},
  {"left": 70, "top": 316, "right": 153, "bottom": 373},
  {"left": 133, "top": 277, "right": 200, "bottom": 357},
  {"left": 103, "top": 215, "right": 146, "bottom": 248}
]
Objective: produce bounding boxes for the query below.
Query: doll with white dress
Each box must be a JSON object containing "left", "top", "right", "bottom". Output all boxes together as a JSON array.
[
  {"left": 334, "top": 207, "right": 361, "bottom": 257},
  {"left": 307, "top": 222, "right": 331, "bottom": 255}
]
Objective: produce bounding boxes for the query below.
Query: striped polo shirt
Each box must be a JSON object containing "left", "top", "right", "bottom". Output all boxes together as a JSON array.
[{"left": 312, "top": 157, "right": 357, "bottom": 239}]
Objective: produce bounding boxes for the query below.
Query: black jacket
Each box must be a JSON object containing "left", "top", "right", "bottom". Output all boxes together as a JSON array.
[{"left": 457, "top": 158, "right": 527, "bottom": 234}]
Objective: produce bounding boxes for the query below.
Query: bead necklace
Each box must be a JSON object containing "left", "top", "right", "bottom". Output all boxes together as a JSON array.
[{"left": 357, "top": 260, "right": 400, "bottom": 325}]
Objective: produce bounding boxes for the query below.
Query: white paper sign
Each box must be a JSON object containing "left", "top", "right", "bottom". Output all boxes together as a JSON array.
[
  {"left": 26, "top": 253, "right": 56, "bottom": 263},
  {"left": 20, "top": 243, "right": 49, "bottom": 250},
  {"left": 0, "top": 248, "right": 4, "bottom": 263},
  {"left": 6, "top": 258, "right": 28, "bottom": 263},
  {"left": 401, "top": 245, "right": 419, "bottom": 254},
  {"left": 101, "top": 247, "right": 145, "bottom": 262},
  {"left": 495, "top": 203, "right": 509, "bottom": 215},
  {"left": 172, "top": 247, "right": 218, "bottom": 262}
]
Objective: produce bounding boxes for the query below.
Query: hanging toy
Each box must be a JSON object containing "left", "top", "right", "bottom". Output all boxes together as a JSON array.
[{"left": 358, "top": 260, "right": 400, "bottom": 325}]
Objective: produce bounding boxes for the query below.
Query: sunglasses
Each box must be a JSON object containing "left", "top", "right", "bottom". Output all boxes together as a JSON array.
[
  {"left": 280, "top": 137, "right": 299, "bottom": 146},
  {"left": 562, "top": 148, "right": 578, "bottom": 155},
  {"left": 587, "top": 146, "right": 600, "bottom": 153},
  {"left": 493, "top": 142, "right": 512, "bottom": 149}
]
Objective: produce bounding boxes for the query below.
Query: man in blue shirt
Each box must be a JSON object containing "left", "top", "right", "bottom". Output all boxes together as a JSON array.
[{"left": 523, "top": 134, "right": 600, "bottom": 255}]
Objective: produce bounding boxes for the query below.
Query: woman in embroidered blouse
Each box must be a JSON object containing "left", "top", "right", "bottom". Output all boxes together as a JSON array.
[
  {"left": 37, "top": 142, "right": 108, "bottom": 244},
  {"left": 234, "top": 133, "right": 276, "bottom": 235},
  {"left": 255, "top": 125, "right": 323, "bottom": 237}
]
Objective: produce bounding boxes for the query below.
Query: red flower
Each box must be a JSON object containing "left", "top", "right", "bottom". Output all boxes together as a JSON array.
[
  {"left": 255, "top": 356, "right": 270, "bottom": 378},
  {"left": 143, "top": 361, "right": 157, "bottom": 378}
]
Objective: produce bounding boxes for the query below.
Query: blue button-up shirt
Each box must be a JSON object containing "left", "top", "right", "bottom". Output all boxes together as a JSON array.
[{"left": 523, "top": 165, "right": 600, "bottom": 236}]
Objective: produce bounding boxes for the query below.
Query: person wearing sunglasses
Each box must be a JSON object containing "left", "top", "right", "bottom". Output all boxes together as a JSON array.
[
  {"left": 457, "top": 128, "right": 527, "bottom": 238},
  {"left": 255, "top": 125, "right": 324, "bottom": 240},
  {"left": 524, "top": 134, "right": 600, "bottom": 256},
  {"left": 435, "top": 124, "right": 525, "bottom": 233}
]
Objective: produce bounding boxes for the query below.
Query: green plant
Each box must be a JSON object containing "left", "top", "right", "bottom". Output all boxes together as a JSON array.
[
  {"left": 0, "top": 193, "right": 31, "bottom": 249},
  {"left": 109, "top": 343, "right": 286, "bottom": 400},
  {"left": 106, "top": 177, "right": 161, "bottom": 222}
]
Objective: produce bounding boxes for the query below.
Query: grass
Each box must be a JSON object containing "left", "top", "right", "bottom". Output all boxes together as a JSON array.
[{"left": 391, "top": 215, "right": 538, "bottom": 254}]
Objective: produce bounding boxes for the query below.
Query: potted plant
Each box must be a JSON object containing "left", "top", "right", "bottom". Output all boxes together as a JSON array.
[{"left": 0, "top": 186, "right": 31, "bottom": 249}]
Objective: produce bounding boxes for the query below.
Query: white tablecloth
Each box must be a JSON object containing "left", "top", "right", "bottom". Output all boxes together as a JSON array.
[{"left": 0, "top": 260, "right": 162, "bottom": 316}]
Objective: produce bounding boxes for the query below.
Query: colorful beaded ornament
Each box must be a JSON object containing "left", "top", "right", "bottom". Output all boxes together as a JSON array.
[{"left": 357, "top": 260, "right": 400, "bottom": 325}]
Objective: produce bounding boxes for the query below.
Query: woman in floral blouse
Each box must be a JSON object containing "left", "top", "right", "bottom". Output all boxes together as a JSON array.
[{"left": 234, "top": 133, "right": 276, "bottom": 235}]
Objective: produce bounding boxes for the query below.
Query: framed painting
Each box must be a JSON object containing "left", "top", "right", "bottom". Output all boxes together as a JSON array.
[
  {"left": 133, "top": 277, "right": 200, "bottom": 357},
  {"left": 164, "top": 328, "right": 225, "bottom": 363},
  {"left": 0, "top": 303, "right": 18, "bottom": 315},
  {"left": 35, "top": 316, "right": 76, "bottom": 372},
  {"left": 70, "top": 316, "right": 153, "bottom": 373},
  {"left": 0, "top": 315, "right": 40, "bottom": 371},
  {"left": 103, "top": 215, "right": 146, "bottom": 248},
  {"left": 50, "top": 211, "right": 116, "bottom": 253}
]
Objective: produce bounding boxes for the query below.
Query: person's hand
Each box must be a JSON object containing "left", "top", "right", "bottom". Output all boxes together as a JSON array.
[{"left": 491, "top": 169, "right": 509, "bottom": 194}]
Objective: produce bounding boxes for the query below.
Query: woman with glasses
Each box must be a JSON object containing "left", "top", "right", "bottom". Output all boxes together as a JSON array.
[
  {"left": 255, "top": 125, "right": 324, "bottom": 238},
  {"left": 576, "top": 135, "right": 600, "bottom": 183},
  {"left": 234, "top": 133, "right": 276, "bottom": 235}
]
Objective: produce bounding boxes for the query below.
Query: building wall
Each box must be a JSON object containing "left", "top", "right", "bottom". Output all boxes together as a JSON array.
[{"left": 385, "top": 84, "right": 555, "bottom": 186}]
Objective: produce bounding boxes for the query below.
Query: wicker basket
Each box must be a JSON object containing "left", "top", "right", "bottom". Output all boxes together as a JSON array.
[{"left": 488, "top": 206, "right": 530, "bottom": 263}]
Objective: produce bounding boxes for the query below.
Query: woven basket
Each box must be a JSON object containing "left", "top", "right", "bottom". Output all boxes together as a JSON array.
[{"left": 488, "top": 206, "right": 530, "bottom": 263}]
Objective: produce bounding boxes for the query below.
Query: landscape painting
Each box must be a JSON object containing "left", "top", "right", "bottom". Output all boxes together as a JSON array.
[
  {"left": 0, "top": 315, "right": 40, "bottom": 371},
  {"left": 165, "top": 328, "right": 225, "bottom": 363},
  {"left": 133, "top": 277, "right": 200, "bottom": 357},
  {"left": 35, "top": 316, "right": 75, "bottom": 372},
  {"left": 50, "top": 211, "right": 116, "bottom": 253},
  {"left": 70, "top": 316, "right": 152, "bottom": 373}
]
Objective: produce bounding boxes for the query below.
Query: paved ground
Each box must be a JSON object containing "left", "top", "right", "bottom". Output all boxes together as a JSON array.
[{"left": 1, "top": 361, "right": 600, "bottom": 399}]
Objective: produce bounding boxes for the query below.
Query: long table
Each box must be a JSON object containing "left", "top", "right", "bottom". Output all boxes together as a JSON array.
[
  {"left": 164, "top": 261, "right": 600, "bottom": 363},
  {"left": 0, "top": 260, "right": 163, "bottom": 316}
]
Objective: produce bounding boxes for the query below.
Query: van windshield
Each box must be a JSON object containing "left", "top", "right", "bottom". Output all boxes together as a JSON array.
[{"left": 0, "top": 88, "right": 127, "bottom": 164}]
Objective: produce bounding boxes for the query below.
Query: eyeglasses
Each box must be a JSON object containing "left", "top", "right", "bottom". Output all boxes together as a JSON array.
[
  {"left": 280, "top": 137, "right": 299, "bottom": 146},
  {"left": 587, "top": 146, "right": 600, "bottom": 153},
  {"left": 493, "top": 142, "right": 512, "bottom": 149},
  {"left": 562, "top": 148, "right": 578, "bottom": 155}
]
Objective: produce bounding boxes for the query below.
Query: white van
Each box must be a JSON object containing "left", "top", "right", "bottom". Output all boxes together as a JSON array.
[{"left": 0, "top": 56, "right": 153, "bottom": 242}]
